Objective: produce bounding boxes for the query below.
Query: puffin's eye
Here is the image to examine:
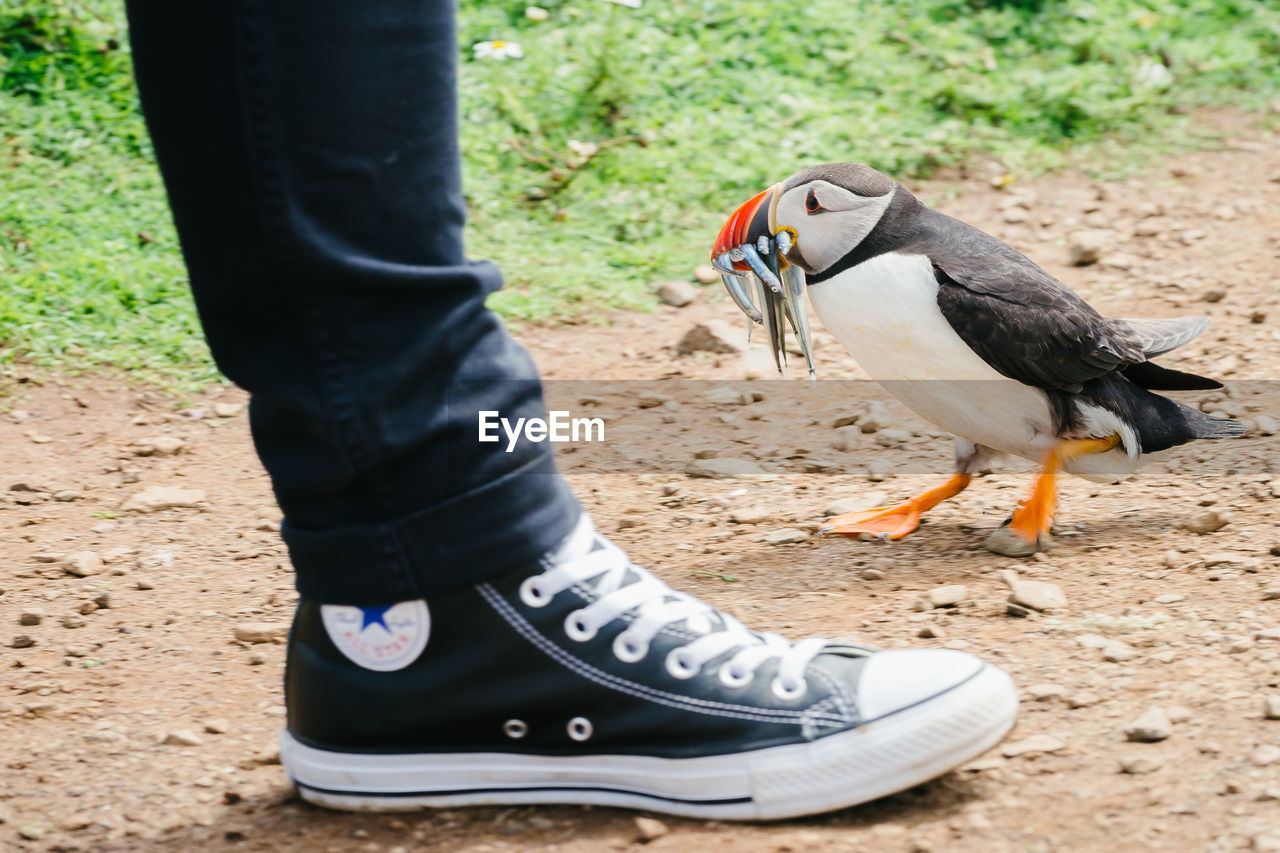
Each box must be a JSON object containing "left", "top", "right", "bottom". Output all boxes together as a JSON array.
[{"left": 805, "top": 188, "right": 823, "bottom": 214}]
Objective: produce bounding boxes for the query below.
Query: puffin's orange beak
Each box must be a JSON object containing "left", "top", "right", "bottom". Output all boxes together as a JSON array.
[
  {"left": 708, "top": 183, "right": 815, "bottom": 381},
  {"left": 711, "top": 187, "right": 778, "bottom": 271}
]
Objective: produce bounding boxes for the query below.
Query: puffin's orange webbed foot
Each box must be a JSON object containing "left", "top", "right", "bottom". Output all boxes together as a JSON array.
[
  {"left": 1007, "top": 474, "right": 1057, "bottom": 545},
  {"left": 821, "top": 503, "right": 923, "bottom": 540},
  {"left": 820, "top": 473, "right": 972, "bottom": 541},
  {"left": 1006, "top": 435, "right": 1121, "bottom": 545}
]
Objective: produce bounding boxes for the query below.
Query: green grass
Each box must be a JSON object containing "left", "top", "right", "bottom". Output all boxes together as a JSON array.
[{"left": 3, "top": 0, "right": 1279, "bottom": 385}]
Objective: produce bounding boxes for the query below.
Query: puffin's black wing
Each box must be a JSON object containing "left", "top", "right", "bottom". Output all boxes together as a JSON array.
[{"left": 914, "top": 211, "right": 1146, "bottom": 393}]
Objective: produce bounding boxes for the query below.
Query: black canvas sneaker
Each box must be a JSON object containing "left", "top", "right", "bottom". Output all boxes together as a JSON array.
[{"left": 281, "top": 515, "right": 1017, "bottom": 820}]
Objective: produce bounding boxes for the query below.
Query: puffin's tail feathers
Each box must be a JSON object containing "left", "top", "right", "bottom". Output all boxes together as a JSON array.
[
  {"left": 1180, "top": 405, "right": 1246, "bottom": 440},
  {"left": 1122, "top": 360, "right": 1222, "bottom": 391},
  {"left": 1120, "top": 316, "right": 1210, "bottom": 357}
]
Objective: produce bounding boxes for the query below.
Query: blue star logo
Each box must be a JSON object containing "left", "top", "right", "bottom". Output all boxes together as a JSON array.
[{"left": 359, "top": 605, "right": 393, "bottom": 632}]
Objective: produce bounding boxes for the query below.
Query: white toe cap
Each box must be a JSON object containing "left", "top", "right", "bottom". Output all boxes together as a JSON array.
[{"left": 856, "top": 649, "right": 986, "bottom": 721}]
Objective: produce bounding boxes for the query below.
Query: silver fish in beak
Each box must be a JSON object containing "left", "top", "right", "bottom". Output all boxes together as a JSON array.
[{"left": 711, "top": 186, "right": 816, "bottom": 380}]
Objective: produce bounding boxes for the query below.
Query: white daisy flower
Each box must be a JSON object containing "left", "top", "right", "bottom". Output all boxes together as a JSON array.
[
  {"left": 525, "top": 6, "right": 549, "bottom": 21},
  {"left": 473, "top": 40, "right": 524, "bottom": 61},
  {"left": 602, "top": 0, "right": 642, "bottom": 7},
  {"left": 1133, "top": 59, "right": 1173, "bottom": 90}
]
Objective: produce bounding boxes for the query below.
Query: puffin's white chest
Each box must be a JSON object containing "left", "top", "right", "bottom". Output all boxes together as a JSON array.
[{"left": 807, "top": 252, "right": 1056, "bottom": 459}]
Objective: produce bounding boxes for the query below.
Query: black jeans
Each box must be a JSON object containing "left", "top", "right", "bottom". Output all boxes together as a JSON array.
[{"left": 124, "top": 0, "right": 581, "bottom": 605}]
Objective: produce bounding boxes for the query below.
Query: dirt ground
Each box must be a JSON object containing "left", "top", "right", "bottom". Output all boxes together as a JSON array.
[{"left": 3, "top": 121, "right": 1280, "bottom": 852}]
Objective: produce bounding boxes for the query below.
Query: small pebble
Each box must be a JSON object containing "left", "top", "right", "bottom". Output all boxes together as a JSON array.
[
  {"left": 233, "top": 622, "right": 288, "bottom": 644},
  {"left": 164, "top": 729, "right": 203, "bottom": 747},
  {"left": 729, "top": 506, "right": 770, "bottom": 525},
  {"left": 1124, "top": 707, "right": 1172, "bottom": 742},
  {"left": 62, "top": 551, "right": 103, "bottom": 578},
  {"left": 1118, "top": 755, "right": 1162, "bottom": 775},
  {"left": 1182, "top": 510, "right": 1228, "bottom": 535},
  {"left": 1026, "top": 684, "right": 1066, "bottom": 702},
  {"left": 927, "top": 584, "right": 968, "bottom": 608},
  {"left": 676, "top": 321, "right": 744, "bottom": 355},
  {"left": 656, "top": 280, "right": 698, "bottom": 308},
  {"left": 1005, "top": 576, "right": 1067, "bottom": 614},
  {"left": 1001, "top": 734, "right": 1066, "bottom": 757},
  {"left": 683, "top": 458, "right": 770, "bottom": 480},
  {"left": 634, "top": 816, "right": 669, "bottom": 841},
  {"left": 692, "top": 264, "right": 718, "bottom": 284},
  {"left": 763, "top": 528, "right": 809, "bottom": 545},
  {"left": 985, "top": 527, "right": 1042, "bottom": 558},
  {"left": 1250, "top": 744, "right": 1280, "bottom": 766},
  {"left": 1102, "top": 641, "right": 1137, "bottom": 662}
]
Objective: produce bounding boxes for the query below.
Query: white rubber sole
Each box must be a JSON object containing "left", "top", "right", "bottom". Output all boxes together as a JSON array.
[{"left": 281, "top": 663, "right": 1017, "bottom": 820}]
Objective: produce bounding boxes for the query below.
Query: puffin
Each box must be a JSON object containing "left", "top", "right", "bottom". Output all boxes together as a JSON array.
[{"left": 709, "top": 163, "right": 1243, "bottom": 549}]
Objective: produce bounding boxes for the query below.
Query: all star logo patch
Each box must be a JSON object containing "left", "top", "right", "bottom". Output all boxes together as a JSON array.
[{"left": 320, "top": 599, "right": 430, "bottom": 672}]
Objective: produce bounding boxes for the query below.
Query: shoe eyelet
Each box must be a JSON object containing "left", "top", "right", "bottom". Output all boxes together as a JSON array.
[
  {"left": 567, "top": 716, "right": 593, "bottom": 742},
  {"left": 665, "top": 649, "right": 699, "bottom": 680},
  {"left": 719, "top": 665, "right": 753, "bottom": 688},
  {"left": 564, "top": 610, "right": 597, "bottom": 642},
  {"left": 771, "top": 675, "right": 807, "bottom": 701},
  {"left": 519, "top": 577, "right": 552, "bottom": 608},
  {"left": 612, "top": 632, "right": 648, "bottom": 663},
  {"left": 503, "top": 719, "right": 528, "bottom": 739}
]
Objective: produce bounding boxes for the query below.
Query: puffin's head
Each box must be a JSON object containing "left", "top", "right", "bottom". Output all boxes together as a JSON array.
[{"left": 709, "top": 163, "right": 897, "bottom": 379}]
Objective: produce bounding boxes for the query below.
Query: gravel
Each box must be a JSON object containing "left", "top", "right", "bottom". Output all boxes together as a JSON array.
[
  {"left": 1118, "top": 755, "right": 1162, "bottom": 775},
  {"left": 233, "top": 622, "right": 288, "bottom": 644},
  {"left": 763, "top": 528, "right": 809, "bottom": 545},
  {"left": 634, "top": 816, "right": 669, "bottom": 841},
  {"left": 1001, "top": 734, "right": 1067, "bottom": 758},
  {"left": 122, "top": 486, "right": 207, "bottom": 513},
  {"left": 163, "top": 729, "right": 203, "bottom": 747},
  {"left": 824, "top": 493, "right": 888, "bottom": 517},
  {"left": 1102, "top": 641, "right": 1137, "bottom": 662},
  {"left": 676, "top": 321, "right": 744, "bottom": 355},
  {"left": 132, "top": 435, "right": 185, "bottom": 457},
  {"left": 927, "top": 585, "right": 968, "bottom": 608},
  {"left": 1026, "top": 684, "right": 1067, "bottom": 702},
  {"left": 656, "top": 280, "right": 698, "bottom": 307},
  {"left": 1067, "top": 229, "right": 1110, "bottom": 265},
  {"left": 1182, "top": 510, "right": 1229, "bottom": 535},
  {"left": 1004, "top": 574, "right": 1068, "bottom": 613},
  {"left": 985, "top": 527, "right": 1040, "bottom": 558},
  {"left": 61, "top": 551, "right": 102, "bottom": 578},
  {"left": 684, "top": 458, "right": 772, "bottom": 480},
  {"left": 692, "top": 264, "right": 718, "bottom": 284},
  {"left": 729, "top": 506, "right": 770, "bottom": 524},
  {"left": 1124, "top": 707, "right": 1172, "bottom": 742}
]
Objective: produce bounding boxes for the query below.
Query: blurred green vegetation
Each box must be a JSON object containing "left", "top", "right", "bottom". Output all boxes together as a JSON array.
[{"left": 2, "top": 0, "right": 1278, "bottom": 384}]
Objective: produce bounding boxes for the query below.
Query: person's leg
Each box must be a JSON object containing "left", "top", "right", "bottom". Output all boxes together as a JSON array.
[{"left": 124, "top": 0, "right": 579, "bottom": 606}]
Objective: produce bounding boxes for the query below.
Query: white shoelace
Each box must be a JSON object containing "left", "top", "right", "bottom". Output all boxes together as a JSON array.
[{"left": 520, "top": 521, "right": 826, "bottom": 700}]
